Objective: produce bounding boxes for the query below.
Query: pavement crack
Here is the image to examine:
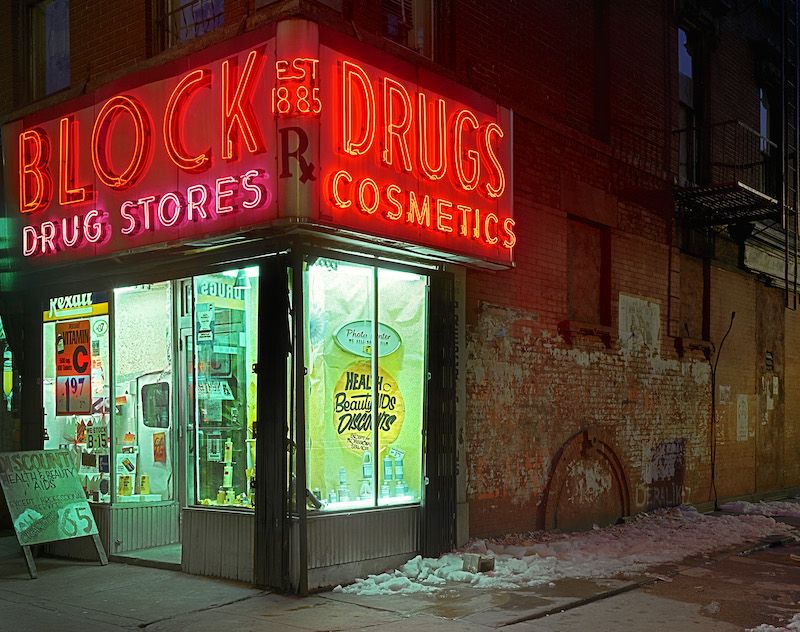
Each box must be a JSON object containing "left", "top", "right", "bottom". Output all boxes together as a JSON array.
[
  {"left": 138, "top": 591, "right": 269, "bottom": 629},
  {"left": 497, "top": 577, "right": 659, "bottom": 627}
]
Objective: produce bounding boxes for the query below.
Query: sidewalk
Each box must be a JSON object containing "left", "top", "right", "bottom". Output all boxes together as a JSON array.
[
  {"left": 0, "top": 552, "right": 648, "bottom": 631},
  {"left": 0, "top": 506, "right": 798, "bottom": 632}
]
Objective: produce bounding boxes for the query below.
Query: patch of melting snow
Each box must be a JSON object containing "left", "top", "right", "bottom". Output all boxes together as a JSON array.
[
  {"left": 747, "top": 613, "right": 800, "bottom": 631},
  {"left": 721, "top": 498, "right": 800, "bottom": 519},
  {"left": 333, "top": 505, "right": 794, "bottom": 596}
]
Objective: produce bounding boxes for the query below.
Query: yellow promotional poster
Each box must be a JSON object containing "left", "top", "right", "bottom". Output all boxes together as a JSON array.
[
  {"left": 305, "top": 261, "right": 427, "bottom": 508},
  {"left": 333, "top": 361, "right": 405, "bottom": 453}
]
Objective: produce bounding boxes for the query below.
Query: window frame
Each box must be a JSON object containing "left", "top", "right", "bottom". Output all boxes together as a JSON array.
[
  {"left": 382, "top": 0, "right": 435, "bottom": 59},
  {"left": 299, "top": 249, "right": 432, "bottom": 516},
  {"left": 152, "top": 0, "right": 225, "bottom": 54},
  {"left": 20, "top": 0, "right": 72, "bottom": 102}
]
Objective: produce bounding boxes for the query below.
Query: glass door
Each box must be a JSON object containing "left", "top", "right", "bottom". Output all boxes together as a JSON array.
[
  {"left": 178, "top": 326, "right": 194, "bottom": 509},
  {"left": 112, "top": 283, "right": 175, "bottom": 504}
]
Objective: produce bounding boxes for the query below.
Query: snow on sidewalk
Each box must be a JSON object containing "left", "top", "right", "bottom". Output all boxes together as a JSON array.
[
  {"left": 748, "top": 613, "right": 800, "bottom": 631},
  {"left": 335, "top": 505, "right": 795, "bottom": 596},
  {"left": 721, "top": 498, "right": 800, "bottom": 519}
]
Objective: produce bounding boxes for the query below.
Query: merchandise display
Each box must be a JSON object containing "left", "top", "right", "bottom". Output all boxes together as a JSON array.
[
  {"left": 304, "top": 259, "right": 426, "bottom": 511},
  {"left": 42, "top": 303, "right": 111, "bottom": 503},
  {"left": 194, "top": 268, "right": 259, "bottom": 508}
]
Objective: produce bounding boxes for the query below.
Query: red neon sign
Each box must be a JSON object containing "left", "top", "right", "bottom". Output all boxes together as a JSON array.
[
  {"left": 18, "top": 128, "right": 52, "bottom": 214},
  {"left": 91, "top": 95, "right": 153, "bottom": 190},
  {"left": 220, "top": 48, "right": 266, "bottom": 161},
  {"left": 163, "top": 68, "right": 212, "bottom": 172},
  {"left": 4, "top": 21, "right": 513, "bottom": 267}
]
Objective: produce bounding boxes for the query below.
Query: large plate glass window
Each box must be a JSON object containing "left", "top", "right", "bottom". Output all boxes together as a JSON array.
[
  {"left": 304, "top": 257, "right": 427, "bottom": 511},
  {"left": 192, "top": 267, "right": 259, "bottom": 509},
  {"left": 42, "top": 293, "right": 111, "bottom": 502}
]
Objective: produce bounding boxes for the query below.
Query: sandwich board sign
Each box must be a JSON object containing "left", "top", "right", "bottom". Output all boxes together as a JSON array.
[{"left": 0, "top": 449, "right": 107, "bottom": 577}]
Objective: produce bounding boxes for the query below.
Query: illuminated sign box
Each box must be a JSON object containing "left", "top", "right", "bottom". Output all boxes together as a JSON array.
[{"left": 2, "top": 20, "right": 514, "bottom": 268}]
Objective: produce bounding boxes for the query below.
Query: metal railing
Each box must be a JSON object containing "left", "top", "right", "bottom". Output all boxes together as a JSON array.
[
  {"left": 153, "top": 0, "right": 224, "bottom": 52},
  {"left": 674, "top": 119, "right": 779, "bottom": 199}
]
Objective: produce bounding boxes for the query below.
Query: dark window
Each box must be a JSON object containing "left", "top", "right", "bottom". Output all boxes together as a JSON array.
[
  {"left": 677, "top": 27, "right": 698, "bottom": 185},
  {"left": 142, "top": 382, "right": 170, "bottom": 428},
  {"left": 154, "top": 0, "right": 224, "bottom": 52},
  {"left": 27, "top": 0, "right": 71, "bottom": 100},
  {"left": 679, "top": 254, "right": 708, "bottom": 340},
  {"left": 567, "top": 217, "right": 611, "bottom": 325},
  {"left": 758, "top": 86, "right": 780, "bottom": 198},
  {"left": 759, "top": 87, "right": 771, "bottom": 153},
  {"left": 383, "top": 0, "right": 433, "bottom": 58}
]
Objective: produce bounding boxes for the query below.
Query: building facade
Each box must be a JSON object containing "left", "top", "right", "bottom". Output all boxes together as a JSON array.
[{"left": 0, "top": 0, "right": 798, "bottom": 593}]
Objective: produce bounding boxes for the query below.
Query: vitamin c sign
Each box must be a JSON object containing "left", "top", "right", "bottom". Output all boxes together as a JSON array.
[{"left": 4, "top": 20, "right": 514, "bottom": 267}]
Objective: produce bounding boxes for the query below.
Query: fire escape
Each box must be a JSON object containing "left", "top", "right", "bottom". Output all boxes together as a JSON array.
[{"left": 674, "top": 1, "right": 799, "bottom": 308}]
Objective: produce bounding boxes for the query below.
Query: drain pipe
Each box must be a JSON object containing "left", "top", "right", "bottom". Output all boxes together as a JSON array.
[{"left": 710, "top": 311, "right": 736, "bottom": 511}]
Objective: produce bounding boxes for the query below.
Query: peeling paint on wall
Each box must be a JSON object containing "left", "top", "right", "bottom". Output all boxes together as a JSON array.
[
  {"left": 566, "top": 460, "right": 612, "bottom": 503},
  {"left": 619, "top": 294, "right": 660, "bottom": 355},
  {"left": 737, "top": 394, "right": 749, "bottom": 442},
  {"left": 466, "top": 302, "right": 712, "bottom": 535}
]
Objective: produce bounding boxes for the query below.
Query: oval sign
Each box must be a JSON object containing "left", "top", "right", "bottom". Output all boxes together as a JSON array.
[{"left": 334, "top": 321, "right": 402, "bottom": 357}]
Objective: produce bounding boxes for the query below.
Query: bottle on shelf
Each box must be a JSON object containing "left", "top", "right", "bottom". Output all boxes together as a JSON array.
[
  {"left": 223, "top": 438, "right": 233, "bottom": 463},
  {"left": 362, "top": 450, "right": 372, "bottom": 479},
  {"left": 337, "top": 465, "right": 350, "bottom": 501},
  {"left": 381, "top": 453, "right": 394, "bottom": 499},
  {"left": 394, "top": 454, "right": 406, "bottom": 496},
  {"left": 359, "top": 450, "right": 373, "bottom": 499}
]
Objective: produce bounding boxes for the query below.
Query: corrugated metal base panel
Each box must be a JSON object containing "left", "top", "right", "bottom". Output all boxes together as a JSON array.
[
  {"left": 307, "top": 506, "right": 419, "bottom": 590},
  {"left": 181, "top": 508, "right": 254, "bottom": 583},
  {"left": 308, "top": 552, "right": 417, "bottom": 592},
  {"left": 110, "top": 502, "right": 179, "bottom": 554},
  {"left": 43, "top": 503, "right": 110, "bottom": 560}
]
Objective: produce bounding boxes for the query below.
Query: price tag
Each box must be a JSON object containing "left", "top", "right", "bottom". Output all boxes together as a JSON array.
[
  {"left": 56, "top": 375, "right": 91, "bottom": 415},
  {"left": 85, "top": 425, "right": 109, "bottom": 451}
]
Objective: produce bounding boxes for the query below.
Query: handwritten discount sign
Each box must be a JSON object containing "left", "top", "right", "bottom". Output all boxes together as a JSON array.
[{"left": 0, "top": 450, "right": 98, "bottom": 546}]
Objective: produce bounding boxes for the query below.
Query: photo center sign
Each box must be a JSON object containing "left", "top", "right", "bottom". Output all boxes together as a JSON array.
[{"left": 2, "top": 20, "right": 514, "bottom": 267}]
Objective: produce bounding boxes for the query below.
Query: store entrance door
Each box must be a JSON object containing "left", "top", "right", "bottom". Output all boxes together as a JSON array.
[
  {"left": 177, "top": 326, "right": 193, "bottom": 512},
  {"left": 110, "top": 282, "right": 181, "bottom": 566}
]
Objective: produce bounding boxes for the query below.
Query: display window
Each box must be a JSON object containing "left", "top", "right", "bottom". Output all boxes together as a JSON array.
[
  {"left": 43, "top": 295, "right": 111, "bottom": 502},
  {"left": 192, "top": 267, "right": 259, "bottom": 509},
  {"left": 113, "top": 283, "right": 174, "bottom": 502},
  {"left": 304, "top": 257, "right": 428, "bottom": 512}
]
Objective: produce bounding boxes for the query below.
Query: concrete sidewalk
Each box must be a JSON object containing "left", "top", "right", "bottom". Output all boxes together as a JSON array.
[
  {"left": 0, "top": 553, "right": 648, "bottom": 632},
  {"left": 0, "top": 521, "right": 798, "bottom": 632}
]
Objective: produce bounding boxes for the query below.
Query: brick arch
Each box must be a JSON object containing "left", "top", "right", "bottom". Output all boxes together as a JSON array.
[{"left": 540, "top": 428, "right": 631, "bottom": 531}]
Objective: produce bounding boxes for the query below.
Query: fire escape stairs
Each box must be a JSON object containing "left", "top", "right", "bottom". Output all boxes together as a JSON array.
[{"left": 674, "top": 1, "right": 799, "bottom": 307}]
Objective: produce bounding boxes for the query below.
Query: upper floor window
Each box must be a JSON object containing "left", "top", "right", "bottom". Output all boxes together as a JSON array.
[
  {"left": 567, "top": 217, "right": 611, "bottom": 326},
  {"left": 383, "top": 0, "right": 433, "bottom": 58},
  {"left": 677, "top": 27, "right": 699, "bottom": 185},
  {"left": 678, "top": 28, "right": 694, "bottom": 109},
  {"left": 155, "top": 0, "right": 224, "bottom": 52},
  {"left": 759, "top": 87, "right": 772, "bottom": 154},
  {"left": 27, "top": 0, "right": 71, "bottom": 99}
]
